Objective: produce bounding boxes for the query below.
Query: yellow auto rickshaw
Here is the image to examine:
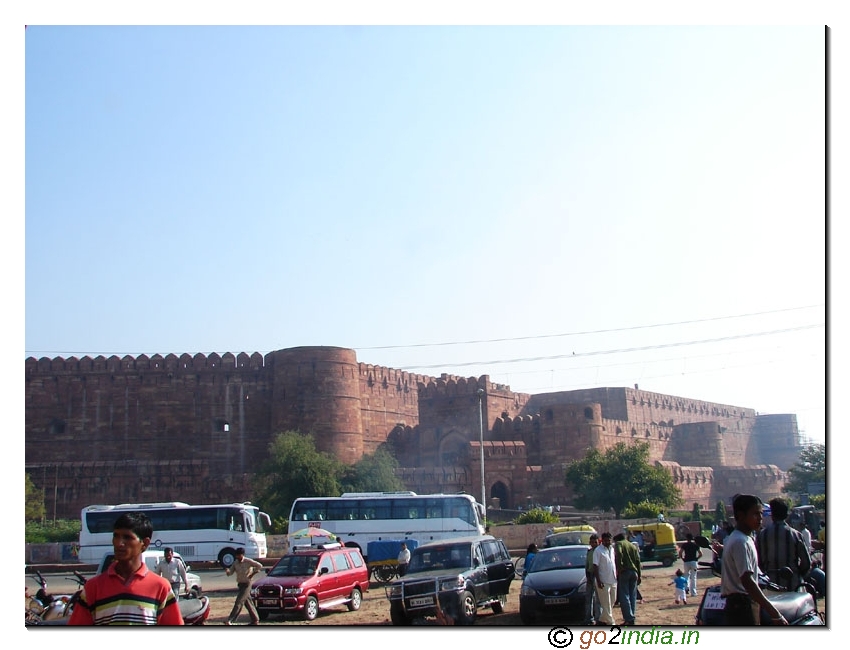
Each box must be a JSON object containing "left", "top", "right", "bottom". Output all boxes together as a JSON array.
[
  {"left": 626, "top": 522, "right": 678, "bottom": 567},
  {"left": 544, "top": 524, "right": 598, "bottom": 547}
]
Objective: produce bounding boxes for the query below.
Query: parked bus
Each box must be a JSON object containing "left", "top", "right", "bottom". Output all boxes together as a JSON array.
[
  {"left": 79, "top": 501, "right": 272, "bottom": 567},
  {"left": 287, "top": 492, "right": 485, "bottom": 560}
]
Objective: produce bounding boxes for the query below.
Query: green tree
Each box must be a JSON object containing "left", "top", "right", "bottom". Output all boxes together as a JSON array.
[
  {"left": 714, "top": 500, "right": 726, "bottom": 525},
  {"left": 691, "top": 502, "right": 702, "bottom": 522},
  {"left": 342, "top": 447, "right": 405, "bottom": 494},
  {"left": 25, "top": 473, "right": 45, "bottom": 522},
  {"left": 564, "top": 442, "right": 682, "bottom": 519},
  {"left": 254, "top": 431, "right": 345, "bottom": 522},
  {"left": 783, "top": 443, "right": 825, "bottom": 496}
]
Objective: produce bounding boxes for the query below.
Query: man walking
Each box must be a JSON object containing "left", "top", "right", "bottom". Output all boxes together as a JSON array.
[
  {"left": 756, "top": 498, "right": 811, "bottom": 591},
  {"left": 614, "top": 532, "right": 641, "bottom": 625},
  {"left": 155, "top": 547, "right": 190, "bottom": 598},
  {"left": 593, "top": 532, "right": 617, "bottom": 626},
  {"left": 224, "top": 547, "right": 264, "bottom": 625},
  {"left": 583, "top": 534, "right": 602, "bottom": 625},
  {"left": 678, "top": 533, "right": 702, "bottom": 597}
]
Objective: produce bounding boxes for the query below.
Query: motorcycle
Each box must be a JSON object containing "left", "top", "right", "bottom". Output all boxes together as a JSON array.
[
  {"left": 693, "top": 536, "right": 824, "bottom": 626},
  {"left": 179, "top": 594, "right": 211, "bottom": 625},
  {"left": 25, "top": 570, "right": 88, "bottom": 625},
  {"left": 26, "top": 578, "right": 210, "bottom": 625}
]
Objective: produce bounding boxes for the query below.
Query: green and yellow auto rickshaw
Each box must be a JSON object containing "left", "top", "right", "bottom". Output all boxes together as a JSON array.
[
  {"left": 626, "top": 522, "right": 678, "bottom": 567},
  {"left": 545, "top": 524, "right": 598, "bottom": 547}
]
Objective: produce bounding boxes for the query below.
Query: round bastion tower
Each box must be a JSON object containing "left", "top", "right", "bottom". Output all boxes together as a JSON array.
[{"left": 268, "top": 346, "right": 364, "bottom": 464}]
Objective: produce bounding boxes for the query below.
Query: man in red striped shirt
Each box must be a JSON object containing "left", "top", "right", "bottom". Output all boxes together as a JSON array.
[{"left": 68, "top": 512, "right": 184, "bottom": 625}]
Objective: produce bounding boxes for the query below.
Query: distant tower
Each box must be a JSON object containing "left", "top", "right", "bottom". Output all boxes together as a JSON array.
[{"left": 268, "top": 346, "right": 364, "bottom": 464}]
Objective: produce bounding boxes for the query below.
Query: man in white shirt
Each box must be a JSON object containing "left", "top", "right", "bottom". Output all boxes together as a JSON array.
[
  {"left": 797, "top": 522, "right": 813, "bottom": 553},
  {"left": 154, "top": 547, "right": 189, "bottom": 598},
  {"left": 593, "top": 532, "right": 617, "bottom": 625},
  {"left": 397, "top": 542, "right": 411, "bottom": 576}
]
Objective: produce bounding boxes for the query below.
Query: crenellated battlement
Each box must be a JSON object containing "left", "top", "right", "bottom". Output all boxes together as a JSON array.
[
  {"left": 26, "top": 345, "right": 802, "bottom": 519},
  {"left": 26, "top": 350, "right": 268, "bottom": 375}
]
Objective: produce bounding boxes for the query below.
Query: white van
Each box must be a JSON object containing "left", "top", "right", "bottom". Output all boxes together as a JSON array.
[{"left": 96, "top": 549, "right": 203, "bottom": 597}]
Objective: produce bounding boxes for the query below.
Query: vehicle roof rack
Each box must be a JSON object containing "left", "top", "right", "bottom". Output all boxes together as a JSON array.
[{"left": 291, "top": 542, "right": 342, "bottom": 553}]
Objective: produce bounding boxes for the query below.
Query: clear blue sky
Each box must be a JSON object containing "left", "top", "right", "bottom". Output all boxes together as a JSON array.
[{"left": 20, "top": 21, "right": 827, "bottom": 445}]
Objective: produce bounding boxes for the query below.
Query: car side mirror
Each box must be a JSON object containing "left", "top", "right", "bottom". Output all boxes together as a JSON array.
[
  {"left": 473, "top": 558, "right": 480, "bottom": 567},
  {"left": 320, "top": 567, "right": 329, "bottom": 575}
]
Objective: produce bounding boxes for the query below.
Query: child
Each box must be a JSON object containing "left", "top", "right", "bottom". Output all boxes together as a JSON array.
[{"left": 670, "top": 568, "right": 688, "bottom": 604}]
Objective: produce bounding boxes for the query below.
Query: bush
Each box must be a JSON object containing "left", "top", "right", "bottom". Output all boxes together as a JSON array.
[
  {"left": 514, "top": 508, "right": 559, "bottom": 525},
  {"left": 808, "top": 494, "right": 825, "bottom": 510},
  {"left": 26, "top": 520, "right": 80, "bottom": 544},
  {"left": 624, "top": 500, "right": 667, "bottom": 519},
  {"left": 269, "top": 517, "right": 289, "bottom": 535}
]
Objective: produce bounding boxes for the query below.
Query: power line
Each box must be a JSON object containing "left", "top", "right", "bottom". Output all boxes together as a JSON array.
[
  {"left": 486, "top": 341, "right": 821, "bottom": 378},
  {"left": 396, "top": 323, "right": 824, "bottom": 371},
  {"left": 356, "top": 304, "right": 825, "bottom": 351},
  {"left": 25, "top": 304, "right": 824, "bottom": 359}
]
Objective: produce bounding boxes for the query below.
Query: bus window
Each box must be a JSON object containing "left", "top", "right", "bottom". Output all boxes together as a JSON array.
[
  {"left": 360, "top": 499, "right": 390, "bottom": 520},
  {"left": 327, "top": 501, "right": 359, "bottom": 521},
  {"left": 292, "top": 500, "right": 328, "bottom": 522}
]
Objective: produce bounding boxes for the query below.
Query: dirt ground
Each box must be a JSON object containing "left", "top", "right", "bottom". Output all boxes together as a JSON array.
[{"left": 205, "top": 563, "right": 759, "bottom": 627}]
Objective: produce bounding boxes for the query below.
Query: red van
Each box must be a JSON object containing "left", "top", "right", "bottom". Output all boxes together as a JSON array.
[{"left": 250, "top": 543, "right": 369, "bottom": 621}]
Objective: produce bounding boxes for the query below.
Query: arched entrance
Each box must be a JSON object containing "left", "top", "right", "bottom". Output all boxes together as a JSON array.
[{"left": 490, "top": 481, "right": 510, "bottom": 510}]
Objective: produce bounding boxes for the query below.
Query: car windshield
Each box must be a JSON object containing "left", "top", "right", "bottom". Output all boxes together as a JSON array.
[
  {"left": 528, "top": 548, "right": 587, "bottom": 573},
  {"left": 408, "top": 544, "right": 471, "bottom": 573},
  {"left": 268, "top": 555, "right": 319, "bottom": 577}
]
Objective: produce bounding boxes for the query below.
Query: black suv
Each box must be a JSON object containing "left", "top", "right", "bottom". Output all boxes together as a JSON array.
[{"left": 385, "top": 535, "right": 515, "bottom": 625}]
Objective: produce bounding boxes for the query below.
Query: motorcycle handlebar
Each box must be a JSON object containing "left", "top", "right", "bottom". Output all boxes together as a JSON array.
[{"left": 67, "top": 572, "right": 88, "bottom": 586}]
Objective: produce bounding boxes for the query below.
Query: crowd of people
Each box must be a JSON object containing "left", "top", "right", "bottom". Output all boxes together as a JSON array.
[
  {"left": 541, "top": 494, "right": 824, "bottom": 628},
  {"left": 711, "top": 495, "right": 824, "bottom": 625}
]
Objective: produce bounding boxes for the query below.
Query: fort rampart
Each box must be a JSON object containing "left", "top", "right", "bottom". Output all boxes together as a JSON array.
[{"left": 26, "top": 346, "right": 798, "bottom": 519}]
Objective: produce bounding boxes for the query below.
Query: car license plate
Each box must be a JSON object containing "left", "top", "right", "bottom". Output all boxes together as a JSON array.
[
  {"left": 545, "top": 597, "right": 568, "bottom": 605},
  {"left": 410, "top": 596, "right": 434, "bottom": 607},
  {"left": 260, "top": 599, "right": 278, "bottom": 606}
]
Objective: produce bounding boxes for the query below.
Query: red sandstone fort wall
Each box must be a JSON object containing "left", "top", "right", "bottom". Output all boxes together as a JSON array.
[{"left": 25, "top": 347, "right": 800, "bottom": 521}]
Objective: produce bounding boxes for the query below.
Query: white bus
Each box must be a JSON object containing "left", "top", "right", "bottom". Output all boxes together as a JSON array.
[
  {"left": 79, "top": 501, "right": 272, "bottom": 567},
  {"left": 287, "top": 492, "right": 485, "bottom": 559}
]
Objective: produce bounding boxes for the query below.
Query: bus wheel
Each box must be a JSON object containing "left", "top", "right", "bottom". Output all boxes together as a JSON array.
[{"left": 218, "top": 548, "right": 237, "bottom": 568}]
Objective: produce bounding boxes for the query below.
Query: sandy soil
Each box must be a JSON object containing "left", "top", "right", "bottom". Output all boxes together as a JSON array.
[{"left": 205, "top": 563, "right": 736, "bottom": 627}]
